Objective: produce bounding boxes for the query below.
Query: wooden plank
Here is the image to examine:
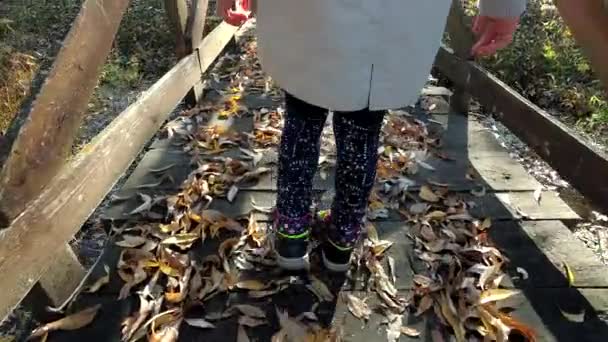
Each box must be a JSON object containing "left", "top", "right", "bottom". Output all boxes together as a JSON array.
[
  {"left": 0, "top": 0, "right": 131, "bottom": 226},
  {"left": 435, "top": 46, "right": 608, "bottom": 212},
  {"left": 0, "top": 22, "right": 238, "bottom": 321},
  {"left": 38, "top": 245, "right": 86, "bottom": 306},
  {"left": 490, "top": 220, "right": 608, "bottom": 288}
]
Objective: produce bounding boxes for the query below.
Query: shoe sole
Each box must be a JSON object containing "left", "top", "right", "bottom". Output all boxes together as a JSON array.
[
  {"left": 322, "top": 250, "right": 350, "bottom": 273},
  {"left": 276, "top": 252, "right": 310, "bottom": 271}
]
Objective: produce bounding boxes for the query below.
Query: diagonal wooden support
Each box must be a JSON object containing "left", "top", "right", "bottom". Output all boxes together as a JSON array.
[{"left": 0, "top": 0, "right": 131, "bottom": 227}]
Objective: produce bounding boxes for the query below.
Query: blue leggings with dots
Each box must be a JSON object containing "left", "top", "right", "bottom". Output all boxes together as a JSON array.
[{"left": 276, "top": 92, "right": 385, "bottom": 248}]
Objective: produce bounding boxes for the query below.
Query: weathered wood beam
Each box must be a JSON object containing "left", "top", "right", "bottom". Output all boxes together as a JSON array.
[
  {"left": 164, "top": 0, "right": 190, "bottom": 59},
  {"left": 185, "top": 0, "right": 210, "bottom": 104},
  {"left": 444, "top": 0, "right": 475, "bottom": 114},
  {"left": 555, "top": 0, "right": 608, "bottom": 94},
  {"left": 0, "top": 0, "right": 131, "bottom": 227},
  {"left": 0, "top": 22, "right": 239, "bottom": 321},
  {"left": 435, "top": 46, "right": 608, "bottom": 211}
]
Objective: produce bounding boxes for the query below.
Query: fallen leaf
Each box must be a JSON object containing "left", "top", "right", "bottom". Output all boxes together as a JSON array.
[
  {"left": 115, "top": 235, "right": 147, "bottom": 248},
  {"left": 161, "top": 233, "right": 199, "bottom": 249},
  {"left": 424, "top": 210, "right": 447, "bottom": 221},
  {"left": 516, "top": 267, "right": 529, "bottom": 280},
  {"left": 231, "top": 304, "right": 266, "bottom": 318},
  {"left": 239, "top": 315, "right": 267, "bottom": 327},
  {"left": 387, "top": 256, "right": 397, "bottom": 285},
  {"left": 386, "top": 314, "right": 402, "bottom": 342},
  {"left": 85, "top": 265, "right": 110, "bottom": 293},
  {"left": 479, "top": 289, "right": 521, "bottom": 304},
  {"left": 238, "top": 325, "right": 250, "bottom": 342},
  {"left": 419, "top": 185, "right": 440, "bottom": 202},
  {"left": 307, "top": 275, "right": 334, "bottom": 302},
  {"left": 228, "top": 185, "right": 239, "bottom": 202},
  {"left": 344, "top": 293, "right": 371, "bottom": 320},
  {"left": 559, "top": 307, "right": 585, "bottom": 323},
  {"left": 366, "top": 223, "right": 379, "bottom": 242},
  {"left": 236, "top": 280, "right": 269, "bottom": 291},
  {"left": 29, "top": 305, "right": 101, "bottom": 338},
  {"left": 275, "top": 307, "right": 309, "bottom": 342},
  {"left": 149, "top": 163, "right": 176, "bottom": 173},
  {"left": 401, "top": 326, "right": 421, "bottom": 337},
  {"left": 129, "top": 194, "right": 153, "bottom": 215},
  {"left": 470, "top": 186, "right": 486, "bottom": 197},
  {"left": 415, "top": 295, "right": 433, "bottom": 316},
  {"left": 184, "top": 318, "right": 215, "bottom": 329}
]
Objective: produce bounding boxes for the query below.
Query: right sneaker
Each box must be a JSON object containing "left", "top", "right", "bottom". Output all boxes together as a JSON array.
[
  {"left": 321, "top": 239, "right": 353, "bottom": 273},
  {"left": 273, "top": 213, "right": 311, "bottom": 271}
]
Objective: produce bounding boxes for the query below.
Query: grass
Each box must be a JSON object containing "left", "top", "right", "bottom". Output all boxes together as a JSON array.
[{"left": 0, "top": 0, "right": 176, "bottom": 136}]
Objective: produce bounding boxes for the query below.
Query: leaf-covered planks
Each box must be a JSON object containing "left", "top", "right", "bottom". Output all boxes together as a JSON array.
[
  {"left": 434, "top": 46, "right": 608, "bottom": 213},
  {"left": 0, "top": 0, "right": 131, "bottom": 226},
  {"left": 0, "top": 22, "right": 238, "bottom": 321}
]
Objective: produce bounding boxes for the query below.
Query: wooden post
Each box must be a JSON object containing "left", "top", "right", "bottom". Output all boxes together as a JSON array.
[
  {"left": 37, "top": 245, "right": 86, "bottom": 306},
  {"left": 165, "top": 0, "right": 210, "bottom": 106},
  {"left": 445, "top": 0, "right": 475, "bottom": 114},
  {"left": 164, "top": 0, "right": 189, "bottom": 59},
  {"left": 0, "top": 0, "right": 131, "bottom": 227},
  {"left": 185, "top": 0, "right": 210, "bottom": 104},
  {"left": 555, "top": 0, "right": 608, "bottom": 95}
]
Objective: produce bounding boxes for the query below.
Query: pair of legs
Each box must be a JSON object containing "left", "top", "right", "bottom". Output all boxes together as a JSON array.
[{"left": 274, "top": 92, "right": 385, "bottom": 270}]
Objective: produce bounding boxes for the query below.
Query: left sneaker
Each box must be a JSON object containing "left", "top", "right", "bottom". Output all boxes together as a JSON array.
[
  {"left": 273, "top": 213, "right": 311, "bottom": 271},
  {"left": 321, "top": 239, "right": 353, "bottom": 273}
]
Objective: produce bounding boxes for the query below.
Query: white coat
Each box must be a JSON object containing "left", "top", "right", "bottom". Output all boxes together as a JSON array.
[{"left": 255, "top": 0, "right": 526, "bottom": 111}]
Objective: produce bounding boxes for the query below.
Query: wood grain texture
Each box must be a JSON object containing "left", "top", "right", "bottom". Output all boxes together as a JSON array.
[{"left": 0, "top": 0, "right": 131, "bottom": 226}]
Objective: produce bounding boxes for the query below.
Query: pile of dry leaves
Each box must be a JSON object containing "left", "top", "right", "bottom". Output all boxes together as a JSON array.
[{"left": 29, "top": 27, "right": 536, "bottom": 342}]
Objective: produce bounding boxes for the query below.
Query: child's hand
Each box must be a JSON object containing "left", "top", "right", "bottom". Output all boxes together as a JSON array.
[
  {"left": 471, "top": 16, "right": 520, "bottom": 57},
  {"left": 218, "top": 0, "right": 252, "bottom": 26}
]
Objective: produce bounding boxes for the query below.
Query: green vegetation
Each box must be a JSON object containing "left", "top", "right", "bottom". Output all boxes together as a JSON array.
[
  {"left": 466, "top": 0, "right": 608, "bottom": 142},
  {"left": 0, "top": 0, "right": 175, "bottom": 134}
]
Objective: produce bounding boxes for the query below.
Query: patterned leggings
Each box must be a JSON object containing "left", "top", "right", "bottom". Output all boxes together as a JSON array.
[{"left": 276, "top": 93, "right": 385, "bottom": 248}]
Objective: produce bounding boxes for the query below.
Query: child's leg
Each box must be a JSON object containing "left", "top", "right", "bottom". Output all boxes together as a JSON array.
[
  {"left": 275, "top": 92, "right": 328, "bottom": 269},
  {"left": 329, "top": 109, "right": 385, "bottom": 250}
]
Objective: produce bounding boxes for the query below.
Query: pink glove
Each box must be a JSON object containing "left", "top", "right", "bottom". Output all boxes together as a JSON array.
[{"left": 471, "top": 16, "right": 520, "bottom": 57}]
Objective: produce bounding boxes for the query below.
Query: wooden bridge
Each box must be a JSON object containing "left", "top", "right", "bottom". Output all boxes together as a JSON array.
[{"left": 1, "top": 1, "right": 608, "bottom": 341}]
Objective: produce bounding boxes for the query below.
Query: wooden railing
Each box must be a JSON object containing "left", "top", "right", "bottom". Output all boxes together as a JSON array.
[
  {"left": 0, "top": 0, "right": 607, "bottom": 323},
  {"left": 0, "top": 0, "right": 238, "bottom": 321}
]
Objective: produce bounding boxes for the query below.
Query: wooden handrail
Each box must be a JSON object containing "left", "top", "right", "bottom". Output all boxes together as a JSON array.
[
  {"left": 0, "top": 0, "right": 131, "bottom": 227},
  {"left": 0, "top": 18, "right": 238, "bottom": 322}
]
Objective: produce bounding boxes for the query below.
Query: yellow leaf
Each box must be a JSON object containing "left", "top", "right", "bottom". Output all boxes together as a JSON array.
[
  {"left": 419, "top": 185, "right": 440, "bottom": 202},
  {"left": 479, "top": 289, "right": 521, "bottom": 304},
  {"left": 161, "top": 233, "right": 199, "bottom": 249},
  {"left": 424, "top": 210, "right": 447, "bottom": 221},
  {"left": 400, "top": 326, "right": 421, "bottom": 337},
  {"left": 159, "top": 262, "right": 181, "bottom": 277},
  {"left": 480, "top": 217, "right": 492, "bottom": 230},
  {"left": 366, "top": 223, "right": 379, "bottom": 242}
]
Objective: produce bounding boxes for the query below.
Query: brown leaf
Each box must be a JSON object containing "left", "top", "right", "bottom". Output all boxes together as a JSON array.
[
  {"left": 184, "top": 318, "right": 215, "bottom": 329},
  {"left": 307, "top": 275, "right": 335, "bottom": 302},
  {"left": 231, "top": 304, "right": 266, "bottom": 318},
  {"left": 419, "top": 185, "right": 440, "bottom": 202},
  {"left": 401, "top": 326, "right": 421, "bottom": 337},
  {"left": 161, "top": 233, "right": 199, "bottom": 250},
  {"left": 29, "top": 304, "right": 101, "bottom": 338},
  {"left": 238, "top": 315, "right": 268, "bottom": 327},
  {"left": 478, "top": 289, "right": 521, "bottom": 304},
  {"left": 129, "top": 194, "right": 154, "bottom": 215},
  {"left": 415, "top": 295, "right": 433, "bottom": 316},
  {"left": 344, "top": 294, "right": 371, "bottom": 320},
  {"left": 115, "top": 235, "right": 147, "bottom": 248},
  {"left": 275, "top": 307, "right": 309, "bottom": 341},
  {"left": 85, "top": 265, "right": 110, "bottom": 293},
  {"left": 439, "top": 291, "right": 465, "bottom": 342},
  {"left": 236, "top": 279, "right": 269, "bottom": 291},
  {"left": 386, "top": 314, "right": 402, "bottom": 342}
]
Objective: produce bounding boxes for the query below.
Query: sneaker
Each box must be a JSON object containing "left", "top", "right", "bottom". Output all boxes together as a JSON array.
[
  {"left": 321, "top": 239, "right": 353, "bottom": 273},
  {"left": 274, "top": 230, "right": 310, "bottom": 270},
  {"left": 273, "top": 212, "right": 311, "bottom": 271}
]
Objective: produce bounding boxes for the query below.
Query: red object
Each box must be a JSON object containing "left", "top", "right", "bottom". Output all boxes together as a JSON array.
[{"left": 224, "top": 0, "right": 251, "bottom": 26}]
